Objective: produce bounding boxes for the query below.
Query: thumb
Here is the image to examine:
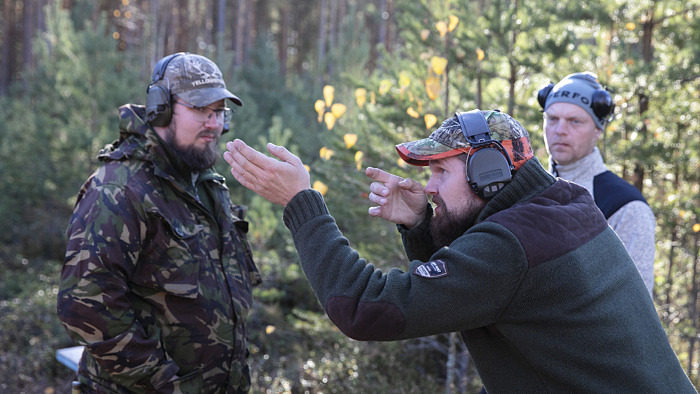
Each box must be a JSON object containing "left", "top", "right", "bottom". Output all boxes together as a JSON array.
[{"left": 399, "top": 177, "right": 424, "bottom": 193}]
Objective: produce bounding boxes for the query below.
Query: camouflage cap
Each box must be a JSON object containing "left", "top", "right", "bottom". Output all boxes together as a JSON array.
[
  {"left": 163, "top": 53, "right": 242, "bottom": 107},
  {"left": 396, "top": 110, "right": 534, "bottom": 170}
]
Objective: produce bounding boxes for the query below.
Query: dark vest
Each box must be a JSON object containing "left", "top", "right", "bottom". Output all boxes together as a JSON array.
[{"left": 593, "top": 170, "right": 648, "bottom": 219}]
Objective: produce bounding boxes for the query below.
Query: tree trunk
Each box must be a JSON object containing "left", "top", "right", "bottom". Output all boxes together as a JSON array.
[
  {"left": 278, "top": 0, "right": 290, "bottom": 80},
  {"left": 317, "top": 0, "right": 328, "bottom": 84},
  {"left": 0, "top": 0, "right": 15, "bottom": 95},
  {"left": 687, "top": 228, "right": 700, "bottom": 382},
  {"left": 234, "top": 0, "right": 246, "bottom": 67}
]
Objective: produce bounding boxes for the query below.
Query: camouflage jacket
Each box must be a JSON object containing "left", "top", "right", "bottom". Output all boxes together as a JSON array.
[{"left": 57, "top": 104, "right": 261, "bottom": 393}]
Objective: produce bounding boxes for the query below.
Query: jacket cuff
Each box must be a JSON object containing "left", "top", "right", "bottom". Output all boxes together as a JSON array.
[{"left": 283, "top": 189, "right": 329, "bottom": 233}]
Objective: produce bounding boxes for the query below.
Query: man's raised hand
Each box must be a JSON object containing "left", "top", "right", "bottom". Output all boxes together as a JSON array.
[{"left": 365, "top": 167, "right": 427, "bottom": 228}]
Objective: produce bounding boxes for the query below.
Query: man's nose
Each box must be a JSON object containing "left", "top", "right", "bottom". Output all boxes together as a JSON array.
[
  {"left": 424, "top": 178, "right": 437, "bottom": 195},
  {"left": 203, "top": 111, "right": 221, "bottom": 128}
]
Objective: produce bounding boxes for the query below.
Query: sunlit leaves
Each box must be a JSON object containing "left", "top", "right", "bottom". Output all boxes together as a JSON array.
[
  {"left": 425, "top": 76, "right": 441, "bottom": 100},
  {"left": 315, "top": 100, "right": 325, "bottom": 122},
  {"left": 379, "top": 79, "right": 392, "bottom": 95},
  {"left": 313, "top": 180, "right": 328, "bottom": 196},
  {"left": 399, "top": 71, "right": 411, "bottom": 89},
  {"left": 431, "top": 56, "right": 447, "bottom": 75},
  {"left": 435, "top": 21, "right": 448, "bottom": 37},
  {"left": 331, "top": 103, "right": 346, "bottom": 119},
  {"left": 344, "top": 133, "right": 357, "bottom": 149},
  {"left": 316, "top": 85, "right": 345, "bottom": 130},
  {"left": 436, "top": 15, "right": 459, "bottom": 37},
  {"left": 421, "top": 29, "right": 430, "bottom": 41},
  {"left": 626, "top": 22, "right": 636, "bottom": 30},
  {"left": 355, "top": 151, "right": 364, "bottom": 171},
  {"left": 324, "top": 112, "right": 336, "bottom": 130},
  {"left": 407, "top": 107, "right": 420, "bottom": 118},
  {"left": 694, "top": 224, "right": 700, "bottom": 233},
  {"left": 448, "top": 15, "right": 459, "bottom": 32},
  {"left": 265, "top": 325, "right": 276, "bottom": 334},
  {"left": 355, "top": 88, "right": 367, "bottom": 108},
  {"left": 476, "top": 48, "right": 485, "bottom": 61},
  {"left": 323, "top": 85, "right": 335, "bottom": 107},
  {"left": 319, "top": 146, "right": 335, "bottom": 160},
  {"left": 425, "top": 114, "right": 437, "bottom": 129}
]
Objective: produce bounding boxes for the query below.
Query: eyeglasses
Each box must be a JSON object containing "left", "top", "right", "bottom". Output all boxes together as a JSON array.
[{"left": 175, "top": 101, "right": 232, "bottom": 124}]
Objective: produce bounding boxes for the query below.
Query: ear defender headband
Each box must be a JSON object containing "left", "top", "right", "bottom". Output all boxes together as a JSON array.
[
  {"left": 145, "top": 52, "right": 188, "bottom": 127},
  {"left": 537, "top": 74, "right": 616, "bottom": 127},
  {"left": 456, "top": 110, "right": 514, "bottom": 199}
]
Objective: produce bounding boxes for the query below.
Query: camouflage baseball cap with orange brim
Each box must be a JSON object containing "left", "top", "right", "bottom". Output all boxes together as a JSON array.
[
  {"left": 396, "top": 110, "right": 534, "bottom": 170},
  {"left": 164, "top": 53, "right": 243, "bottom": 108}
]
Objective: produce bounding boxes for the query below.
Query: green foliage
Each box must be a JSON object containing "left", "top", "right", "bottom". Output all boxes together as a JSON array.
[
  {"left": 0, "top": 3, "right": 141, "bottom": 260},
  {"left": 0, "top": 257, "right": 75, "bottom": 392},
  {"left": 2, "top": 0, "right": 700, "bottom": 392}
]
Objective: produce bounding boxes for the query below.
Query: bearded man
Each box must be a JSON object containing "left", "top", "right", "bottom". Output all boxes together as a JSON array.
[
  {"left": 58, "top": 53, "right": 260, "bottom": 393},
  {"left": 223, "top": 109, "right": 693, "bottom": 393}
]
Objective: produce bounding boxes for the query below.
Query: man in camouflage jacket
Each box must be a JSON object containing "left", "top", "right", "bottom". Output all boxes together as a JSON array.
[{"left": 58, "top": 53, "right": 261, "bottom": 393}]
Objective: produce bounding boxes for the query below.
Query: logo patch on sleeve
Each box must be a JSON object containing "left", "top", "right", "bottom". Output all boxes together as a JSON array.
[{"left": 414, "top": 260, "right": 448, "bottom": 278}]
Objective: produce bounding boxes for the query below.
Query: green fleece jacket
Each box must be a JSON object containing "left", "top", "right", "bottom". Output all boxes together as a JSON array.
[{"left": 282, "top": 158, "right": 694, "bottom": 393}]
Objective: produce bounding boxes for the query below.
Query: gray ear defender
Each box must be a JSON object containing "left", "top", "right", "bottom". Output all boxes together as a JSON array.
[
  {"left": 456, "top": 110, "right": 514, "bottom": 199},
  {"left": 145, "top": 52, "right": 188, "bottom": 127}
]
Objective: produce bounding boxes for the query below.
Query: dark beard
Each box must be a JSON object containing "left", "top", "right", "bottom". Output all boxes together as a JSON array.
[
  {"left": 163, "top": 121, "right": 219, "bottom": 171},
  {"left": 429, "top": 203, "right": 481, "bottom": 248}
]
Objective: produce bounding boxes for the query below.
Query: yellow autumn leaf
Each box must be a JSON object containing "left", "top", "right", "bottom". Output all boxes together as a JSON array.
[
  {"left": 313, "top": 180, "right": 329, "bottom": 196},
  {"left": 407, "top": 107, "right": 420, "bottom": 118},
  {"left": 424, "top": 114, "right": 437, "bottom": 129},
  {"left": 448, "top": 15, "right": 459, "bottom": 32},
  {"left": 476, "top": 48, "right": 485, "bottom": 61},
  {"left": 431, "top": 56, "right": 448, "bottom": 75},
  {"left": 399, "top": 71, "right": 411, "bottom": 88},
  {"left": 379, "top": 79, "right": 392, "bottom": 95},
  {"left": 355, "top": 151, "right": 364, "bottom": 171},
  {"left": 315, "top": 99, "right": 325, "bottom": 122},
  {"left": 397, "top": 158, "right": 406, "bottom": 168},
  {"left": 324, "top": 112, "right": 336, "bottom": 130},
  {"left": 344, "top": 133, "right": 358, "bottom": 149},
  {"left": 626, "top": 22, "right": 636, "bottom": 30},
  {"left": 319, "top": 146, "right": 335, "bottom": 160},
  {"left": 436, "top": 21, "right": 448, "bottom": 37},
  {"left": 265, "top": 325, "right": 276, "bottom": 334},
  {"left": 693, "top": 223, "right": 700, "bottom": 233},
  {"left": 355, "top": 88, "right": 367, "bottom": 108},
  {"left": 421, "top": 29, "right": 430, "bottom": 41},
  {"left": 331, "top": 103, "right": 346, "bottom": 119},
  {"left": 304, "top": 165, "right": 310, "bottom": 172},
  {"left": 425, "top": 76, "right": 441, "bottom": 100},
  {"left": 323, "top": 85, "right": 335, "bottom": 107}
]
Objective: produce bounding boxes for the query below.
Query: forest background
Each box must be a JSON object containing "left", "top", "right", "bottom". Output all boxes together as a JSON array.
[{"left": 1, "top": 0, "right": 699, "bottom": 392}]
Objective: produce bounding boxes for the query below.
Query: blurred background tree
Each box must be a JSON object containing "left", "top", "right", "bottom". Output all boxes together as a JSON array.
[{"left": 1, "top": 0, "right": 699, "bottom": 392}]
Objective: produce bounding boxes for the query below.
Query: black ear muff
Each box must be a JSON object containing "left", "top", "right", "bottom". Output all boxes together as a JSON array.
[
  {"left": 145, "top": 52, "right": 188, "bottom": 127},
  {"left": 456, "top": 110, "right": 514, "bottom": 199},
  {"left": 592, "top": 88, "right": 615, "bottom": 125},
  {"left": 222, "top": 107, "right": 233, "bottom": 134},
  {"left": 537, "top": 82, "right": 554, "bottom": 110}
]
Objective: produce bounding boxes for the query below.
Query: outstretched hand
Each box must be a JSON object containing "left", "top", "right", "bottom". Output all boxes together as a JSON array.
[
  {"left": 223, "top": 139, "right": 311, "bottom": 207},
  {"left": 365, "top": 167, "right": 427, "bottom": 228}
]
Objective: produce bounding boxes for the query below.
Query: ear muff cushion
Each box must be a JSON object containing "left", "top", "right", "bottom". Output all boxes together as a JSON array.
[
  {"left": 145, "top": 84, "right": 172, "bottom": 127},
  {"left": 467, "top": 147, "right": 513, "bottom": 198}
]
